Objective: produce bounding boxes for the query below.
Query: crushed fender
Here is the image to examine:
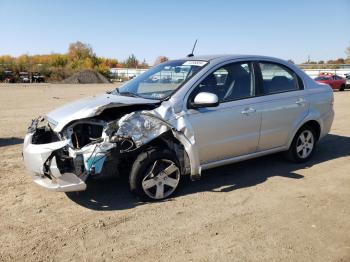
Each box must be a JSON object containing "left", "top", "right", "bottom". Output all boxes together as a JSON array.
[{"left": 110, "top": 109, "right": 202, "bottom": 180}]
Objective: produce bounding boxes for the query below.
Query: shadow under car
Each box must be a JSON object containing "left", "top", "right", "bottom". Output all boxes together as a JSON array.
[{"left": 66, "top": 134, "right": 350, "bottom": 211}]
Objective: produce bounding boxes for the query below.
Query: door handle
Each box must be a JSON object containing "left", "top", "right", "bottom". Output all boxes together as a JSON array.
[
  {"left": 241, "top": 107, "right": 256, "bottom": 115},
  {"left": 295, "top": 98, "right": 306, "bottom": 105}
]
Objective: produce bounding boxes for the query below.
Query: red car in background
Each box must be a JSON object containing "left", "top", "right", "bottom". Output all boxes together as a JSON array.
[{"left": 314, "top": 73, "right": 346, "bottom": 91}]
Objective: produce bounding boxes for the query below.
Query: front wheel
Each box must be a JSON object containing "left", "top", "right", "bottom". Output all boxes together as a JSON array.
[
  {"left": 129, "top": 148, "right": 181, "bottom": 201},
  {"left": 284, "top": 126, "right": 316, "bottom": 163},
  {"left": 339, "top": 84, "right": 345, "bottom": 91}
]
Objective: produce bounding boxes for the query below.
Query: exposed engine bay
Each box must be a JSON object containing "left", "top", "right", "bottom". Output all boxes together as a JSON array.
[{"left": 23, "top": 102, "right": 199, "bottom": 192}]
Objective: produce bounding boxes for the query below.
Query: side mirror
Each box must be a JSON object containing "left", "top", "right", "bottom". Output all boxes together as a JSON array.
[{"left": 191, "top": 92, "right": 219, "bottom": 108}]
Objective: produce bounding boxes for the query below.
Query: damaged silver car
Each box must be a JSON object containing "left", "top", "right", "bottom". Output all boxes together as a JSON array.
[{"left": 23, "top": 55, "right": 334, "bottom": 200}]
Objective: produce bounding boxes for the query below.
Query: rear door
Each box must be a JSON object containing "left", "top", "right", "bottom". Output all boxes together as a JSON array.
[{"left": 255, "top": 62, "right": 309, "bottom": 151}]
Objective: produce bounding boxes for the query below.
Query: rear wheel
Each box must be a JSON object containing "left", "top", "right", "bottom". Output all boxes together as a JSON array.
[
  {"left": 284, "top": 125, "right": 316, "bottom": 163},
  {"left": 129, "top": 148, "right": 181, "bottom": 201},
  {"left": 340, "top": 84, "right": 345, "bottom": 91}
]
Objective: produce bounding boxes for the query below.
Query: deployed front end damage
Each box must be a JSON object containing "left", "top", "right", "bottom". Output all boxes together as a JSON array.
[
  {"left": 23, "top": 117, "right": 117, "bottom": 192},
  {"left": 22, "top": 105, "right": 201, "bottom": 192},
  {"left": 114, "top": 109, "right": 201, "bottom": 179}
]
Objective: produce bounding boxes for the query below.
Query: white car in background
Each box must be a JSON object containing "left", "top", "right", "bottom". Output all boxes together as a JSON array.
[
  {"left": 23, "top": 55, "right": 334, "bottom": 201},
  {"left": 346, "top": 74, "right": 350, "bottom": 87}
]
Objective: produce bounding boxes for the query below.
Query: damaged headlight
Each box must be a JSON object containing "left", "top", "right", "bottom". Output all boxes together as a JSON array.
[
  {"left": 27, "top": 116, "right": 46, "bottom": 133},
  {"left": 27, "top": 116, "right": 57, "bottom": 134},
  {"left": 115, "top": 112, "right": 170, "bottom": 147}
]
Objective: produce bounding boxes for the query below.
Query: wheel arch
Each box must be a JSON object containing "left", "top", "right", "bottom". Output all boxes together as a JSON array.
[
  {"left": 288, "top": 119, "right": 321, "bottom": 148},
  {"left": 301, "top": 120, "right": 321, "bottom": 141},
  {"left": 139, "top": 131, "right": 191, "bottom": 176}
]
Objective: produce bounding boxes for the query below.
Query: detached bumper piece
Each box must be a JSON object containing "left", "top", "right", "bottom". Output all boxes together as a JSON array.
[
  {"left": 23, "top": 133, "right": 86, "bottom": 192},
  {"left": 31, "top": 170, "right": 86, "bottom": 192}
]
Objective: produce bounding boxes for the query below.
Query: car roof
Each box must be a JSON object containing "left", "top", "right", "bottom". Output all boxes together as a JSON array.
[
  {"left": 316, "top": 75, "right": 331, "bottom": 78},
  {"left": 319, "top": 72, "right": 334, "bottom": 76},
  {"left": 180, "top": 54, "right": 291, "bottom": 65}
]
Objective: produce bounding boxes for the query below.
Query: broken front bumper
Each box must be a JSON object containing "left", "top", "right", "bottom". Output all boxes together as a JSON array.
[{"left": 22, "top": 133, "right": 86, "bottom": 192}]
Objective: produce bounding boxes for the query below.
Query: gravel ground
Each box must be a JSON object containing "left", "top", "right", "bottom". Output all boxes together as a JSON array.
[{"left": 0, "top": 84, "right": 349, "bottom": 262}]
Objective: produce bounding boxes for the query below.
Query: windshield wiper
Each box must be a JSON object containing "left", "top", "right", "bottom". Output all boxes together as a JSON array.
[
  {"left": 107, "top": 89, "right": 119, "bottom": 95},
  {"left": 118, "top": 91, "right": 139, "bottom": 97}
]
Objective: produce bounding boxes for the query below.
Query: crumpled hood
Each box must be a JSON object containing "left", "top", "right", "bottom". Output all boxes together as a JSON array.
[{"left": 46, "top": 93, "right": 158, "bottom": 132}]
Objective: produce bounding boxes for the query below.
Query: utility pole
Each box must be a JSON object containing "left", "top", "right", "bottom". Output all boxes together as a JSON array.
[{"left": 29, "top": 56, "right": 32, "bottom": 83}]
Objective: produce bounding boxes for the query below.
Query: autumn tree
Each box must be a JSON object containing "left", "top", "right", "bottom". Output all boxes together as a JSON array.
[
  {"left": 98, "top": 58, "right": 119, "bottom": 68},
  {"left": 50, "top": 54, "right": 69, "bottom": 67},
  {"left": 68, "top": 41, "right": 96, "bottom": 69},
  {"left": 0, "top": 55, "right": 15, "bottom": 66},
  {"left": 16, "top": 55, "right": 31, "bottom": 72},
  {"left": 154, "top": 56, "right": 169, "bottom": 65},
  {"left": 68, "top": 41, "right": 94, "bottom": 60}
]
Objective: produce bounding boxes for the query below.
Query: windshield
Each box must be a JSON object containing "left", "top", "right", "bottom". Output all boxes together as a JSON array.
[{"left": 112, "top": 60, "right": 208, "bottom": 100}]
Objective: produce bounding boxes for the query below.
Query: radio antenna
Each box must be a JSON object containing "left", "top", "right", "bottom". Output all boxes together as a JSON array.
[{"left": 187, "top": 39, "right": 198, "bottom": 57}]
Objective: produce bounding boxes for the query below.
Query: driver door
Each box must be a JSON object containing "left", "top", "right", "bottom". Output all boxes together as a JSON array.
[{"left": 185, "top": 62, "right": 262, "bottom": 164}]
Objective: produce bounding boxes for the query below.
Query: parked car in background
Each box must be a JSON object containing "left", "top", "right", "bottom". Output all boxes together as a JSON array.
[
  {"left": 346, "top": 74, "right": 350, "bottom": 88},
  {"left": 19, "top": 72, "right": 30, "bottom": 83},
  {"left": 3, "top": 70, "right": 15, "bottom": 83},
  {"left": 23, "top": 55, "right": 334, "bottom": 201},
  {"left": 32, "top": 73, "right": 45, "bottom": 83},
  {"left": 314, "top": 73, "right": 346, "bottom": 91}
]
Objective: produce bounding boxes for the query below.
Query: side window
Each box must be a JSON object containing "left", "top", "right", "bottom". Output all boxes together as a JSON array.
[
  {"left": 259, "top": 62, "right": 300, "bottom": 94},
  {"left": 335, "top": 75, "right": 342, "bottom": 80},
  {"left": 190, "top": 62, "right": 254, "bottom": 103}
]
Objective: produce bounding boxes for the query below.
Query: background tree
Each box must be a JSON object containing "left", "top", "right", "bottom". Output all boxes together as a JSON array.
[
  {"left": 346, "top": 44, "right": 350, "bottom": 64},
  {"left": 68, "top": 41, "right": 94, "bottom": 61},
  {"left": 154, "top": 56, "right": 169, "bottom": 65},
  {"left": 4, "top": 41, "right": 349, "bottom": 82},
  {"left": 68, "top": 41, "right": 96, "bottom": 69},
  {"left": 139, "top": 59, "right": 149, "bottom": 68},
  {"left": 124, "top": 54, "right": 139, "bottom": 68}
]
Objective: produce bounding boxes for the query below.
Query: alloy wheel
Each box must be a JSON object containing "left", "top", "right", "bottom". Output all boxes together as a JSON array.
[
  {"left": 296, "top": 130, "right": 314, "bottom": 159},
  {"left": 141, "top": 159, "right": 180, "bottom": 200}
]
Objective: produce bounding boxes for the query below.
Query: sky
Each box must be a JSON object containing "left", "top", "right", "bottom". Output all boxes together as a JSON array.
[{"left": 0, "top": 0, "right": 349, "bottom": 64}]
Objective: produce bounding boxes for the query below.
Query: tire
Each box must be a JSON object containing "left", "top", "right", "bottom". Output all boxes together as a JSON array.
[
  {"left": 284, "top": 125, "right": 317, "bottom": 163},
  {"left": 339, "top": 84, "right": 345, "bottom": 91},
  {"left": 129, "top": 148, "right": 182, "bottom": 201}
]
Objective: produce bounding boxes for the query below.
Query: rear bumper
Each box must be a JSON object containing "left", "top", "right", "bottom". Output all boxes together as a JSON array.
[
  {"left": 23, "top": 133, "right": 86, "bottom": 192},
  {"left": 319, "top": 108, "right": 334, "bottom": 140}
]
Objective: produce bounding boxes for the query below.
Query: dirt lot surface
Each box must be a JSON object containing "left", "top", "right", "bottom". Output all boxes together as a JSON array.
[{"left": 0, "top": 84, "right": 349, "bottom": 262}]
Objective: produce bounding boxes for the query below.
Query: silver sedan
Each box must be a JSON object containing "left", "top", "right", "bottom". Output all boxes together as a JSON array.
[{"left": 23, "top": 55, "right": 334, "bottom": 201}]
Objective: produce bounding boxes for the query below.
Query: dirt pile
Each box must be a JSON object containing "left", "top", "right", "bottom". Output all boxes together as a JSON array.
[{"left": 62, "top": 69, "right": 110, "bottom": 84}]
